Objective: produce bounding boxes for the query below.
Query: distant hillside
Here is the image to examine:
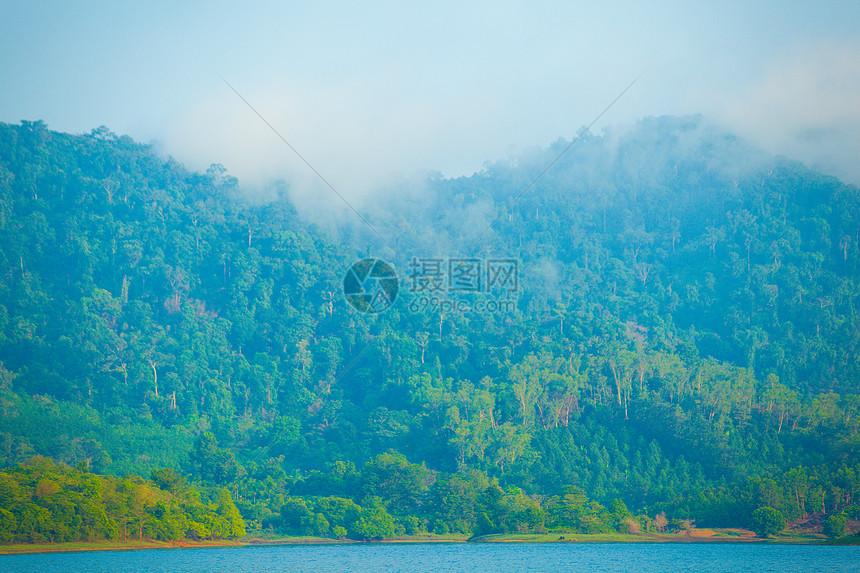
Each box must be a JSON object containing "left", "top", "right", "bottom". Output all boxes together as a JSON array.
[{"left": 0, "top": 117, "right": 857, "bottom": 537}]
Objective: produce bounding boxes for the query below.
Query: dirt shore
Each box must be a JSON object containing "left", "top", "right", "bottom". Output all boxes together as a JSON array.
[
  {"left": 0, "top": 539, "right": 245, "bottom": 555},
  {"left": 3, "top": 528, "right": 852, "bottom": 555}
]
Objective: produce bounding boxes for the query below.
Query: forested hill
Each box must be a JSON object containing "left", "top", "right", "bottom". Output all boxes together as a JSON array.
[{"left": 0, "top": 117, "right": 858, "bottom": 538}]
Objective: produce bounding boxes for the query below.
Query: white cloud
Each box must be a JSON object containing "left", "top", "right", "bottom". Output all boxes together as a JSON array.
[{"left": 712, "top": 41, "right": 860, "bottom": 184}]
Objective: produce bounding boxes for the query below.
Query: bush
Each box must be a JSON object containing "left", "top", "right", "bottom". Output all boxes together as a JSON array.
[
  {"left": 750, "top": 506, "right": 785, "bottom": 537},
  {"left": 352, "top": 507, "right": 397, "bottom": 539},
  {"left": 399, "top": 515, "right": 424, "bottom": 535},
  {"left": 432, "top": 520, "right": 450, "bottom": 535},
  {"left": 823, "top": 514, "right": 847, "bottom": 539},
  {"left": 623, "top": 517, "right": 641, "bottom": 534},
  {"left": 332, "top": 525, "right": 348, "bottom": 539}
]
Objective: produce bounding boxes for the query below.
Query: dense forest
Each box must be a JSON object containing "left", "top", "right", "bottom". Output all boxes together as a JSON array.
[
  {"left": 0, "top": 457, "right": 244, "bottom": 543},
  {"left": 0, "top": 117, "right": 858, "bottom": 541}
]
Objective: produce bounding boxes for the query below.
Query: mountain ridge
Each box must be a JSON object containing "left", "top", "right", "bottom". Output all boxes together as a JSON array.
[{"left": 0, "top": 116, "right": 857, "bottom": 537}]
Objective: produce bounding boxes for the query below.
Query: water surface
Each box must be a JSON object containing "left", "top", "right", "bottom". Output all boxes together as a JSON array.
[{"left": 2, "top": 542, "right": 858, "bottom": 573}]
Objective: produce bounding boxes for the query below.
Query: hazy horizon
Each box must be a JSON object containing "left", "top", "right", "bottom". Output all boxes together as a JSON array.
[{"left": 2, "top": 0, "right": 859, "bottom": 193}]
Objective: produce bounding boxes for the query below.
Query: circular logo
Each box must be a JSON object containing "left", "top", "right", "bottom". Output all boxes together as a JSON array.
[{"left": 343, "top": 259, "right": 399, "bottom": 314}]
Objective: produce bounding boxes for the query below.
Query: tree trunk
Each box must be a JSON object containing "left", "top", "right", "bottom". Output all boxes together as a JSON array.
[
  {"left": 149, "top": 359, "right": 158, "bottom": 397},
  {"left": 610, "top": 362, "right": 622, "bottom": 407}
]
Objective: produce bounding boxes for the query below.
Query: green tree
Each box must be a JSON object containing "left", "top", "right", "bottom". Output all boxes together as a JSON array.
[
  {"left": 359, "top": 453, "right": 434, "bottom": 517},
  {"left": 352, "top": 506, "right": 397, "bottom": 539},
  {"left": 822, "top": 513, "right": 847, "bottom": 539},
  {"left": 750, "top": 506, "right": 785, "bottom": 537},
  {"left": 190, "top": 432, "right": 239, "bottom": 484},
  {"left": 279, "top": 497, "right": 314, "bottom": 536},
  {"left": 314, "top": 496, "right": 362, "bottom": 534},
  {"left": 151, "top": 468, "right": 186, "bottom": 494},
  {"left": 215, "top": 488, "right": 246, "bottom": 538}
]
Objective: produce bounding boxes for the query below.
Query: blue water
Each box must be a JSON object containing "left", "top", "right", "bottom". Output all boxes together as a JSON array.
[{"left": 1, "top": 542, "right": 858, "bottom": 573}]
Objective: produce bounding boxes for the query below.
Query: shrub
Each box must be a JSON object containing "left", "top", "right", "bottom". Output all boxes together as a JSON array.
[
  {"left": 823, "top": 514, "right": 847, "bottom": 539},
  {"left": 750, "top": 507, "right": 785, "bottom": 538}
]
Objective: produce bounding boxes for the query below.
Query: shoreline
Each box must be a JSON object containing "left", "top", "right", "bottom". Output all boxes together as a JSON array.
[
  {"left": 1, "top": 530, "right": 851, "bottom": 555},
  {"left": 0, "top": 539, "right": 246, "bottom": 556}
]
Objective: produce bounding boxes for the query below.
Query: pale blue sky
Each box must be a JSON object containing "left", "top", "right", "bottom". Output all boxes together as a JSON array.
[{"left": 2, "top": 0, "right": 859, "bottom": 190}]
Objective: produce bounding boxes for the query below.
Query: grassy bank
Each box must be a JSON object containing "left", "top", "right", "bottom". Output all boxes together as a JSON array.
[
  {"left": 0, "top": 539, "right": 245, "bottom": 555},
  {"left": 4, "top": 529, "right": 853, "bottom": 555},
  {"left": 472, "top": 532, "right": 645, "bottom": 543},
  {"left": 465, "top": 532, "right": 757, "bottom": 543},
  {"left": 470, "top": 529, "right": 856, "bottom": 545},
  {"left": 0, "top": 533, "right": 473, "bottom": 555},
  {"left": 829, "top": 534, "right": 860, "bottom": 545},
  {"left": 244, "top": 532, "right": 470, "bottom": 545}
]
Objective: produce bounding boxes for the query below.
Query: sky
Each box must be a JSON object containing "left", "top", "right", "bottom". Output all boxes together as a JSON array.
[{"left": 2, "top": 0, "right": 859, "bottom": 197}]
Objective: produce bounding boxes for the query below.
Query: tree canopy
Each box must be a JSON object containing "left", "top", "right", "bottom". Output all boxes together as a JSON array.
[{"left": 0, "top": 117, "right": 858, "bottom": 539}]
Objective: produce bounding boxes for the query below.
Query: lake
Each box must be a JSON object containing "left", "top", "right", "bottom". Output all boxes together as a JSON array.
[{"left": 2, "top": 542, "right": 858, "bottom": 573}]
